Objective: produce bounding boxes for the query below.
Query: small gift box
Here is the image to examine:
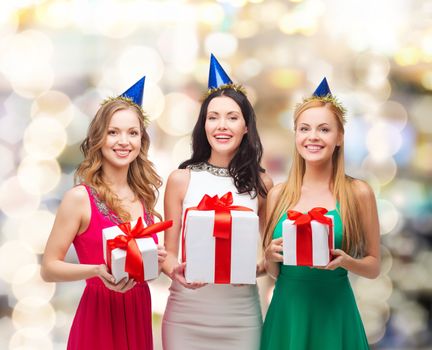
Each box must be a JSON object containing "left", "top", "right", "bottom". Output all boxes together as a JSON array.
[
  {"left": 102, "top": 217, "right": 172, "bottom": 283},
  {"left": 182, "top": 192, "right": 259, "bottom": 284},
  {"left": 282, "top": 207, "right": 334, "bottom": 267}
]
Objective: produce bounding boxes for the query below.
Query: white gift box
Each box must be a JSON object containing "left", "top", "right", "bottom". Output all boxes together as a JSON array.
[
  {"left": 184, "top": 210, "right": 259, "bottom": 284},
  {"left": 102, "top": 220, "right": 158, "bottom": 283},
  {"left": 282, "top": 215, "right": 334, "bottom": 267}
]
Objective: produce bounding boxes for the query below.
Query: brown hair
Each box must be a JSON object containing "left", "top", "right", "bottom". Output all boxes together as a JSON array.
[
  {"left": 263, "top": 100, "right": 365, "bottom": 258},
  {"left": 74, "top": 99, "right": 162, "bottom": 221}
]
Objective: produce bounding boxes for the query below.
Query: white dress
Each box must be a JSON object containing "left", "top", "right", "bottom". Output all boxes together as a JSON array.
[{"left": 162, "top": 163, "right": 262, "bottom": 350}]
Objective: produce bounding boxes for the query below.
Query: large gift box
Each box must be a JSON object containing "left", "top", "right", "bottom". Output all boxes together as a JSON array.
[
  {"left": 282, "top": 207, "right": 334, "bottom": 267},
  {"left": 182, "top": 192, "right": 259, "bottom": 284},
  {"left": 102, "top": 217, "right": 172, "bottom": 283}
]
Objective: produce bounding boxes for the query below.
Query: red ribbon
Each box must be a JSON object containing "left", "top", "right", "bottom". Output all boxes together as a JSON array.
[
  {"left": 182, "top": 192, "right": 253, "bottom": 284},
  {"left": 287, "top": 207, "right": 334, "bottom": 266},
  {"left": 106, "top": 217, "right": 173, "bottom": 282}
]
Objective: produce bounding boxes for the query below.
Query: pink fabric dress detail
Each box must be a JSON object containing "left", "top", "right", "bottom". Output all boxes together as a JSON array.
[{"left": 67, "top": 185, "right": 157, "bottom": 350}]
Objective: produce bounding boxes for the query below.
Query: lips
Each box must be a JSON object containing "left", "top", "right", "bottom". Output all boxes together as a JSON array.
[
  {"left": 305, "top": 144, "right": 323, "bottom": 151},
  {"left": 113, "top": 149, "right": 131, "bottom": 157}
]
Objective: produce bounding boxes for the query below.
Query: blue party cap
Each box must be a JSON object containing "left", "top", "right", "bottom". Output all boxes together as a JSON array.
[
  {"left": 313, "top": 77, "right": 331, "bottom": 97},
  {"left": 120, "top": 76, "right": 145, "bottom": 106},
  {"left": 208, "top": 53, "right": 233, "bottom": 89}
]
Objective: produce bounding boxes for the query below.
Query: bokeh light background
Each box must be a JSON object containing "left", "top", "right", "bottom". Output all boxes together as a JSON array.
[{"left": 0, "top": 0, "right": 431, "bottom": 349}]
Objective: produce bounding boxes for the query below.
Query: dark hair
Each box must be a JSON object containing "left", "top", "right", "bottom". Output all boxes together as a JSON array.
[{"left": 179, "top": 88, "right": 267, "bottom": 198}]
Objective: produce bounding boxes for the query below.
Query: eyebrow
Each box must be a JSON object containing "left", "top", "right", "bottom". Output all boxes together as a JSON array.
[
  {"left": 207, "top": 110, "right": 241, "bottom": 115},
  {"left": 108, "top": 126, "right": 140, "bottom": 130},
  {"left": 299, "top": 123, "right": 330, "bottom": 127}
]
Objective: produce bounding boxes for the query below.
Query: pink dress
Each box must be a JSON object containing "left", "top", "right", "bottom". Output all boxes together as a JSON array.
[{"left": 67, "top": 185, "right": 156, "bottom": 350}]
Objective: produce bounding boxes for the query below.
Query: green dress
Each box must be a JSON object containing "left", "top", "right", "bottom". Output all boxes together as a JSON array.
[{"left": 260, "top": 208, "right": 369, "bottom": 350}]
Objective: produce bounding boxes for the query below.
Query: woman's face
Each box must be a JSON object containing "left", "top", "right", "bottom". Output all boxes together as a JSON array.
[
  {"left": 204, "top": 96, "right": 247, "bottom": 158},
  {"left": 295, "top": 106, "right": 342, "bottom": 165},
  {"left": 101, "top": 108, "right": 142, "bottom": 170}
]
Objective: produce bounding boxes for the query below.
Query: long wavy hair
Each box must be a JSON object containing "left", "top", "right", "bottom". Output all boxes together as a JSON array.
[
  {"left": 74, "top": 99, "right": 162, "bottom": 222},
  {"left": 179, "top": 88, "right": 267, "bottom": 198},
  {"left": 263, "top": 100, "right": 365, "bottom": 257}
]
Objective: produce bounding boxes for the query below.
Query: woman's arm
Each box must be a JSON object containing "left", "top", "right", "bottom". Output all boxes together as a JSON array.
[
  {"left": 263, "top": 184, "right": 284, "bottom": 280},
  {"left": 326, "top": 180, "right": 381, "bottom": 279},
  {"left": 161, "top": 169, "right": 189, "bottom": 277},
  {"left": 256, "top": 172, "right": 274, "bottom": 277},
  {"left": 41, "top": 186, "right": 135, "bottom": 292}
]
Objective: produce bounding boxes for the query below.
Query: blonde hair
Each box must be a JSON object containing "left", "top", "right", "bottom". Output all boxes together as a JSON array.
[
  {"left": 263, "top": 100, "right": 365, "bottom": 258},
  {"left": 74, "top": 99, "right": 162, "bottom": 222}
]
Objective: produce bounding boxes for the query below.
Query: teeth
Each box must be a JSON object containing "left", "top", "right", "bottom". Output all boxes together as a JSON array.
[
  {"left": 215, "top": 136, "right": 231, "bottom": 139},
  {"left": 115, "top": 150, "right": 130, "bottom": 156},
  {"left": 306, "top": 145, "right": 322, "bottom": 150}
]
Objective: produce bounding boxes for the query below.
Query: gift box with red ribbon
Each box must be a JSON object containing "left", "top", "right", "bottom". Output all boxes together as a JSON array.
[
  {"left": 182, "top": 192, "right": 259, "bottom": 284},
  {"left": 102, "top": 217, "right": 172, "bottom": 283},
  {"left": 282, "top": 207, "right": 334, "bottom": 267}
]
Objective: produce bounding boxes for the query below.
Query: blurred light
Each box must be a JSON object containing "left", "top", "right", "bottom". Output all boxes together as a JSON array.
[
  {"left": 278, "top": 10, "right": 318, "bottom": 36},
  {"left": 250, "top": 1, "right": 287, "bottom": 25},
  {"left": 31, "top": 90, "right": 74, "bottom": 127},
  {"left": 0, "top": 177, "right": 40, "bottom": 218},
  {"left": 380, "top": 245, "right": 393, "bottom": 275},
  {"left": 377, "top": 100, "right": 408, "bottom": 131},
  {"left": 361, "top": 156, "right": 397, "bottom": 186},
  {"left": 269, "top": 69, "right": 302, "bottom": 89},
  {"left": 171, "top": 136, "right": 192, "bottom": 165},
  {"left": 17, "top": 157, "right": 61, "bottom": 195},
  {"left": 9, "top": 328, "right": 53, "bottom": 350},
  {"left": 232, "top": 20, "right": 259, "bottom": 39},
  {"left": 12, "top": 297, "right": 56, "bottom": 334},
  {"left": 205, "top": 32, "right": 238, "bottom": 58},
  {"left": 217, "top": 0, "right": 247, "bottom": 7},
  {"left": 412, "top": 142, "right": 432, "bottom": 173},
  {"left": 94, "top": 2, "right": 139, "bottom": 38},
  {"left": 0, "top": 30, "right": 54, "bottom": 98},
  {"left": 421, "top": 70, "right": 432, "bottom": 90},
  {"left": 0, "top": 144, "right": 14, "bottom": 181},
  {"left": 65, "top": 105, "right": 91, "bottom": 146},
  {"left": 394, "top": 46, "right": 421, "bottom": 66},
  {"left": 0, "top": 240, "right": 37, "bottom": 283},
  {"left": 410, "top": 96, "right": 432, "bottom": 134},
  {"left": 0, "top": 4, "right": 19, "bottom": 37},
  {"left": 355, "top": 52, "right": 390, "bottom": 88},
  {"left": 366, "top": 121, "right": 401, "bottom": 161},
  {"left": 385, "top": 179, "right": 427, "bottom": 215},
  {"left": 355, "top": 275, "right": 393, "bottom": 303},
  {"left": 116, "top": 46, "right": 164, "bottom": 84},
  {"left": 157, "top": 93, "right": 199, "bottom": 136},
  {"left": 392, "top": 300, "right": 428, "bottom": 337},
  {"left": 12, "top": 264, "right": 56, "bottom": 302},
  {"left": 23, "top": 117, "right": 67, "bottom": 160},
  {"left": 358, "top": 302, "right": 388, "bottom": 344},
  {"left": 197, "top": 2, "right": 224, "bottom": 26},
  {"left": 157, "top": 26, "right": 198, "bottom": 74},
  {"left": 18, "top": 210, "right": 56, "bottom": 254},
  {"left": 236, "top": 58, "right": 263, "bottom": 81},
  {"left": 377, "top": 199, "right": 400, "bottom": 235},
  {"left": 35, "top": 0, "right": 73, "bottom": 29},
  {"left": 142, "top": 82, "right": 165, "bottom": 121}
]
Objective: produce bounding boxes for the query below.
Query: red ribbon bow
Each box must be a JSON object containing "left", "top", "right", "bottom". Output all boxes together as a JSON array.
[
  {"left": 182, "top": 192, "right": 253, "bottom": 283},
  {"left": 107, "top": 217, "right": 173, "bottom": 282},
  {"left": 287, "top": 207, "right": 334, "bottom": 266}
]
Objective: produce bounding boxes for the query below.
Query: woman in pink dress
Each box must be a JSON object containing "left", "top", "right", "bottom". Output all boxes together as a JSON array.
[{"left": 41, "top": 77, "right": 166, "bottom": 350}]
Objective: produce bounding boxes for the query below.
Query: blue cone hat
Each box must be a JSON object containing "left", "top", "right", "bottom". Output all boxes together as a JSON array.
[
  {"left": 208, "top": 54, "right": 233, "bottom": 89},
  {"left": 120, "top": 76, "right": 145, "bottom": 106},
  {"left": 313, "top": 77, "right": 331, "bottom": 97}
]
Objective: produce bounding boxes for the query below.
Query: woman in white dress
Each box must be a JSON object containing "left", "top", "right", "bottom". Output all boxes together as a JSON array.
[{"left": 162, "top": 55, "right": 273, "bottom": 350}]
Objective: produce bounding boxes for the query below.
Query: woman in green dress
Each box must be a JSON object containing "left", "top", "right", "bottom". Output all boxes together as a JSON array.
[{"left": 260, "top": 78, "right": 380, "bottom": 350}]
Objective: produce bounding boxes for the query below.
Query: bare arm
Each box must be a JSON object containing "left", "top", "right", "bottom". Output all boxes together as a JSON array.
[
  {"left": 263, "top": 184, "right": 284, "bottom": 280},
  {"left": 326, "top": 180, "right": 381, "bottom": 279},
  {"left": 41, "top": 186, "right": 135, "bottom": 292},
  {"left": 41, "top": 186, "right": 104, "bottom": 282},
  {"left": 256, "top": 172, "right": 274, "bottom": 277},
  {"left": 161, "top": 169, "right": 189, "bottom": 278}
]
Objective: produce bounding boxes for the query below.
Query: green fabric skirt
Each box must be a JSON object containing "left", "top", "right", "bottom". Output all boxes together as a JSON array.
[{"left": 260, "top": 210, "right": 369, "bottom": 350}]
